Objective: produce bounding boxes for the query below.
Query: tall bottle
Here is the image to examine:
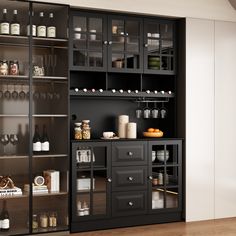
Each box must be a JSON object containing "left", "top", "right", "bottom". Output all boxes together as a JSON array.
[
  {"left": 47, "top": 13, "right": 56, "bottom": 38},
  {"left": 41, "top": 124, "right": 50, "bottom": 152},
  {"left": 33, "top": 125, "right": 42, "bottom": 152},
  {"left": 0, "top": 9, "right": 10, "bottom": 35},
  {"left": 27, "top": 11, "right": 36, "bottom": 36},
  {"left": 0, "top": 200, "right": 10, "bottom": 231},
  {"left": 10, "top": 10, "right": 20, "bottom": 35},
  {"left": 37, "top": 12, "right": 46, "bottom": 37}
]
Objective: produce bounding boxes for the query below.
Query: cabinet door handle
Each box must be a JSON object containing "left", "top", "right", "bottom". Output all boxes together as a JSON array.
[
  {"left": 144, "top": 43, "right": 148, "bottom": 47},
  {"left": 128, "top": 176, "right": 134, "bottom": 181},
  {"left": 107, "top": 178, "right": 112, "bottom": 183},
  {"left": 103, "top": 40, "right": 108, "bottom": 45},
  {"left": 108, "top": 41, "right": 113, "bottom": 45},
  {"left": 128, "top": 201, "right": 134, "bottom": 206},
  {"left": 148, "top": 176, "right": 153, "bottom": 180},
  {"left": 127, "top": 151, "right": 133, "bottom": 156},
  {"left": 126, "top": 32, "right": 129, "bottom": 36}
]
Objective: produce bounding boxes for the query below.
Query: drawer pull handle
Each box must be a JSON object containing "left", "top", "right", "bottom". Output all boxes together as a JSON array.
[
  {"left": 128, "top": 201, "right": 134, "bottom": 206},
  {"left": 148, "top": 176, "right": 153, "bottom": 180},
  {"left": 107, "top": 178, "right": 112, "bottom": 183},
  {"left": 128, "top": 176, "right": 134, "bottom": 181},
  {"left": 127, "top": 152, "right": 133, "bottom": 156}
]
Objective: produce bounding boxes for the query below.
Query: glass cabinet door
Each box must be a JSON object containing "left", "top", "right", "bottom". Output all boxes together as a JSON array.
[
  {"left": 108, "top": 16, "right": 142, "bottom": 72},
  {"left": 148, "top": 140, "right": 182, "bottom": 212},
  {"left": 71, "top": 142, "right": 111, "bottom": 221},
  {"left": 144, "top": 19, "right": 175, "bottom": 74},
  {"left": 70, "top": 12, "right": 107, "bottom": 71}
]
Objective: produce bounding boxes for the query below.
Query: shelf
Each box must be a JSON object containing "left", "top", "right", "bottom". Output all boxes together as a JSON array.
[
  {"left": 32, "top": 191, "right": 68, "bottom": 197},
  {"left": 32, "top": 154, "right": 68, "bottom": 158},
  {"left": 0, "top": 155, "right": 29, "bottom": 160},
  {"left": 33, "top": 76, "right": 68, "bottom": 82},
  {"left": 0, "top": 34, "right": 28, "bottom": 46},
  {"left": 77, "top": 190, "right": 106, "bottom": 194},
  {"left": 0, "top": 114, "right": 28, "bottom": 117},
  {"left": 32, "top": 114, "right": 68, "bottom": 118},
  {"left": 0, "top": 75, "right": 28, "bottom": 81},
  {"left": 32, "top": 37, "right": 68, "bottom": 48},
  {"left": 77, "top": 166, "right": 107, "bottom": 171},
  {"left": 0, "top": 194, "right": 28, "bottom": 200},
  {"left": 152, "top": 163, "right": 179, "bottom": 167},
  {"left": 32, "top": 225, "right": 68, "bottom": 234},
  {"left": 70, "top": 89, "right": 174, "bottom": 98}
]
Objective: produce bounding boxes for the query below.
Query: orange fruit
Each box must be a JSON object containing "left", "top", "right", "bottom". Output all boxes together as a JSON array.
[
  {"left": 147, "top": 128, "right": 155, "bottom": 132},
  {"left": 154, "top": 129, "right": 160, "bottom": 132}
]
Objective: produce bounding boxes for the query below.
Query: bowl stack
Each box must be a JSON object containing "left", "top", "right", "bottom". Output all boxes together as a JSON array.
[{"left": 156, "top": 150, "right": 169, "bottom": 162}]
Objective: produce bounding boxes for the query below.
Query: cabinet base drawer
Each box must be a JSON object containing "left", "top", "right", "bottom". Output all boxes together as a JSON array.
[{"left": 112, "top": 191, "right": 147, "bottom": 217}]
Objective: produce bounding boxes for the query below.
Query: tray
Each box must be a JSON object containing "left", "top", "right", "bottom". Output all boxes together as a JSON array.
[{"left": 143, "top": 131, "right": 163, "bottom": 138}]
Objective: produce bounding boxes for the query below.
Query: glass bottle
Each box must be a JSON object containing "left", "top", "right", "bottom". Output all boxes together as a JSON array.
[
  {"left": 10, "top": 10, "right": 20, "bottom": 35},
  {"left": 0, "top": 9, "right": 9, "bottom": 35},
  {"left": 47, "top": 13, "right": 56, "bottom": 38},
  {"left": 32, "top": 214, "right": 38, "bottom": 229},
  {"left": 40, "top": 212, "right": 48, "bottom": 228},
  {"left": 82, "top": 120, "right": 91, "bottom": 139},
  {"left": 37, "top": 12, "right": 46, "bottom": 37},
  {"left": 74, "top": 122, "right": 82, "bottom": 140},
  {"left": 0, "top": 200, "right": 10, "bottom": 231},
  {"left": 33, "top": 125, "right": 41, "bottom": 152},
  {"left": 48, "top": 212, "right": 57, "bottom": 227},
  {"left": 41, "top": 124, "right": 50, "bottom": 152},
  {"left": 27, "top": 11, "right": 36, "bottom": 36}
]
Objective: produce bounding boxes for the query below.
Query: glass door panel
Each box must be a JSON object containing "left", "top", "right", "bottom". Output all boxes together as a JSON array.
[
  {"left": 126, "top": 21, "right": 139, "bottom": 36},
  {"left": 160, "top": 23, "right": 173, "bottom": 39},
  {"left": 166, "top": 187, "right": 179, "bottom": 208},
  {"left": 112, "top": 54, "right": 125, "bottom": 69}
]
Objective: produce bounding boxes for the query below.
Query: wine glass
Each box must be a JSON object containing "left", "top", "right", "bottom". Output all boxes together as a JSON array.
[
  {"left": 12, "top": 84, "right": 18, "bottom": 100},
  {"left": 135, "top": 101, "right": 142, "bottom": 119},
  {"left": 143, "top": 102, "right": 151, "bottom": 119},
  {"left": 0, "top": 134, "right": 10, "bottom": 155},
  {"left": 160, "top": 102, "right": 167, "bottom": 119},
  {"left": 9, "top": 134, "right": 19, "bottom": 155},
  {"left": 19, "top": 84, "right": 26, "bottom": 100},
  {"left": 151, "top": 102, "right": 159, "bottom": 119},
  {"left": 4, "top": 84, "right": 11, "bottom": 100}
]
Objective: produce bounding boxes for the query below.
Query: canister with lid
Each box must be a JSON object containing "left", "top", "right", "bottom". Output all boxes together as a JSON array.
[{"left": 82, "top": 120, "right": 91, "bottom": 139}]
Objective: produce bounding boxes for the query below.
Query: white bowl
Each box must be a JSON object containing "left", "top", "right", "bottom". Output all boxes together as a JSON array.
[{"left": 156, "top": 155, "right": 169, "bottom": 162}]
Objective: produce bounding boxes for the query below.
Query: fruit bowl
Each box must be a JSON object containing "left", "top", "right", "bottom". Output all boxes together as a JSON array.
[{"left": 143, "top": 131, "right": 163, "bottom": 138}]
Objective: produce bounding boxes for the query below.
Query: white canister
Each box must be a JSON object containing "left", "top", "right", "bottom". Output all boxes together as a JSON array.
[
  {"left": 118, "top": 115, "right": 129, "bottom": 138},
  {"left": 127, "top": 122, "right": 137, "bottom": 139}
]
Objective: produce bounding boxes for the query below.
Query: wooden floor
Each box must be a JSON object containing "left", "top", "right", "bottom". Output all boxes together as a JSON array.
[{"left": 67, "top": 218, "right": 236, "bottom": 236}]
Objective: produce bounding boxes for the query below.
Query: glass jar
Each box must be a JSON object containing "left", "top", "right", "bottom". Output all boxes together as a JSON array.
[
  {"left": 9, "top": 60, "right": 19, "bottom": 75},
  {"left": 48, "top": 212, "right": 57, "bottom": 227},
  {"left": 40, "top": 212, "right": 48, "bottom": 228},
  {"left": 158, "top": 172, "right": 163, "bottom": 185},
  {"left": 0, "top": 60, "right": 9, "bottom": 75},
  {"left": 74, "top": 122, "right": 82, "bottom": 140},
  {"left": 82, "top": 120, "right": 91, "bottom": 139},
  {"left": 32, "top": 214, "right": 38, "bottom": 229}
]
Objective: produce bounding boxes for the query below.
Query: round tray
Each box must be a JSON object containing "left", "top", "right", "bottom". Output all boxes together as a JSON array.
[{"left": 143, "top": 131, "right": 163, "bottom": 138}]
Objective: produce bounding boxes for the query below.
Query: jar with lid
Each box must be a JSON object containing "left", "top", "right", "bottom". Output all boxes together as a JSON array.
[
  {"left": 40, "top": 212, "right": 48, "bottom": 228},
  {"left": 82, "top": 120, "right": 91, "bottom": 139},
  {"left": 9, "top": 60, "right": 19, "bottom": 75},
  {"left": 158, "top": 171, "right": 163, "bottom": 185},
  {"left": 48, "top": 212, "right": 57, "bottom": 227},
  {"left": 32, "top": 214, "right": 38, "bottom": 229},
  {"left": 0, "top": 60, "right": 9, "bottom": 75},
  {"left": 74, "top": 122, "right": 82, "bottom": 140}
]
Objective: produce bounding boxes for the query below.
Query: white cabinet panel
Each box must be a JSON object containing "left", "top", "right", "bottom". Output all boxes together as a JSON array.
[
  {"left": 215, "top": 21, "right": 236, "bottom": 219},
  {"left": 186, "top": 18, "right": 215, "bottom": 221}
]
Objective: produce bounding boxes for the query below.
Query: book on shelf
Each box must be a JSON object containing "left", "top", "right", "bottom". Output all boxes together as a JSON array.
[
  {"left": 0, "top": 187, "right": 22, "bottom": 196},
  {"left": 43, "top": 170, "right": 60, "bottom": 192},
  {"left": 24, "top": 184, "right": 48, "bottom": 194}
]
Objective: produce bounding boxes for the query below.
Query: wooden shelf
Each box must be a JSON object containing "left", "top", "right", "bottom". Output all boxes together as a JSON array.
[
  {"left": 32, "top": 114, "right": 68, "bottom": 118},
  {"left": 32, "top": 154, "right": 68, "bottom": 158},
  {"left": 32, "top": 225, "right": 68, "bottom": 234},
  {"left": 0, "top": 155, "right": 29, "bottom": 160},
  {"left": 0, "top": 114, "right": 28, "bottom": 117},
  {"left": 32, "top": 191, "right": 68, "bottom": 197}
]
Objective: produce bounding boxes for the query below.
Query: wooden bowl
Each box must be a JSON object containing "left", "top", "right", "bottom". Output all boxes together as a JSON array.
[{"left": 143, "top": 131, "right": 163, "bottom": 138}]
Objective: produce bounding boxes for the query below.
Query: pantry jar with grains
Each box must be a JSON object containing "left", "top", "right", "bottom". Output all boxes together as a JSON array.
[
  {"left": 74, "top": 122, "right": 82, "bottom": 140},
  {"left": 82, "top": 120, "right": 91, "bottom": 139}
]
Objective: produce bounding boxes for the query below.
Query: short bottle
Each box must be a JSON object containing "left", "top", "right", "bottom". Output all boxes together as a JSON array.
[
  {"left": 0, "top": 9, "right": 10, "bottom": 35},
  {"left": 27, "top": 11, "right": 36, "bottom": 36},
  {"left": 41, "top": 124, "right": 50, "bottom": 152},
  {"left": 10, "top": 10, "right": 20, "bottom": 35},
  {"left": 33, "top": 125, "right": 42, "bottom": 152},
  {"left": 37, "top": 12, "right": 46, "bottom": 37},
  {"left": 47, "top": 13, "right": 56, "bottom": 38},
  {"left": 0, "top": 200, "right": 10, "bottom": 231}
]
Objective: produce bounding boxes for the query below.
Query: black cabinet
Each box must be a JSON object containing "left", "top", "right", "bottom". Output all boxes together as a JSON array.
[{"left": 71, "top": 139, "right": 183, "bottom": 233}]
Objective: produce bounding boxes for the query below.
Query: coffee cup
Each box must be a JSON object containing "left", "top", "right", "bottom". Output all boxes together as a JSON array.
[{"left": 103, "top": 131, "right": 114, "bottom": 139}]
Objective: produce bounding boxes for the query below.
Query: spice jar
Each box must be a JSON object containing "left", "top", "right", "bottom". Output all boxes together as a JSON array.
[
  {"left": 49, "top": 212, "right": 57, "bottom": 227},
  {"left": 40, "top": 212, "right": 48, "bottom": 228},
  {"left": 158, "top": 172, "right": 163, "bottom": 185},
  {"left": 9, "top": 60, "right": 19, "bottom": 75},
  {"left": 0, "top": 60, "right": 9, "bottom": 75},
  {"left": 82, "top": 120, "right": 91, "bottom": 139},
  {"left": 74, "top": 122, "right": 82, "bottom": 140},
  {"left": 32, "top": 214, "right": 38, "bottom": 229}
]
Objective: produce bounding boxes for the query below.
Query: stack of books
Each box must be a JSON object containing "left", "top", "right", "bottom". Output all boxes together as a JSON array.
[
  {"left": 0, "top": 187, "right": 22, "bottom": 196},
  {"left": 24, "top": 184, "right": 48, "bottom": 194},
  {"left": 43, "top": 170, "right": 60, "bottom": 192}
]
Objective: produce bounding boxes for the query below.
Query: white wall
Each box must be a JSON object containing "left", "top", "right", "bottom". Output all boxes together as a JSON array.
[
  {"left": 215, "top": 21, "right": 236, "bottom": 219},
  {"left": 185, "top": 18, "right": 215, "bottom": 221},
  {"left": 34, "top": 0, "right": 236, "bottom": 22}
]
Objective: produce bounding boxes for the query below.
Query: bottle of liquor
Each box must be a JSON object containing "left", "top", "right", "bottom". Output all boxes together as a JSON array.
[
  {"left": 0, "top": 9, "right": 10, "bottom": 35},
  {"left": 10, "top": 10, "right": 20, "bottom": 35},
  {"left": 27, "top": 11, "right": 36, "bottom": 37},
  {"left": 33, "top": 125, "right": 42, "bottom": 152},
  {"left": 47, "top": 13, "right": 56, "bottom": 38},
  {"left": 41, "top": 124, "right": 49, "bottom": 152},
  {"left": 0, "top": 200, "right": 10, "bottom": 231},
  {"left": 37, "top": 12, "right": 46, "bottom": 37}
]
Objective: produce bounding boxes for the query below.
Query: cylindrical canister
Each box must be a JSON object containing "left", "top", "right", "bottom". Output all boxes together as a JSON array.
[
  {"left": 118, "top": 115, "right": 129, "bottom": 138},
  {"left": 127, "top": 122, "right": 137, "bottom": 139}
]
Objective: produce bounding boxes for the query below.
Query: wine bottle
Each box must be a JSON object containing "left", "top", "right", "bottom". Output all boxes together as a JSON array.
[
  {"left": 41, "top": 124, "right": 49, "bottom": 152},
  {"left": 37, "top": 12, "right": 46, "bottom": 37},
  {"left": 10, "top": 10, "right": 20, "bottom": 35},
  {"left": 0, "top": 9, "right": 10, "bottom": 35},
  {"left": 0, "top": 200, "right": 10, "bottom": 231},
  {"left": 27, "top": 11, "right": 36, "bottom": 37},
  {"left": 47, "top": 13, "right": 56, "bottom": 38},
  {"left": 33, "top": 125, "right": 42, "bottom": 152}
]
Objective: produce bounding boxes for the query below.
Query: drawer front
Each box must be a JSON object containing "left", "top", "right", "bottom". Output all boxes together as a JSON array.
[
  {"left": 112, "top": 141, "right": 147, "bottom": 166},
  {"left": 112, "top": 191, "right": 147, "bottom": 216},
  {"left": 112, "top": 166, "right": 147, "bottom": 191}
]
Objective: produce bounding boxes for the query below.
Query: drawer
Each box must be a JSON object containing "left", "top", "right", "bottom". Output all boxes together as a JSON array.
[
  {"left": 112, "top": 191, "right": 147, "bottom": 216},
  {"left": 112, "top": 166, "right": 147, "bottom": 191},
  {"left": 112, "top": 141, "right": 147, "bottom": 166}
]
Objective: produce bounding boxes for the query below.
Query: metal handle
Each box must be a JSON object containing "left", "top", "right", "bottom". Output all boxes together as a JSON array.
[
  {"left": 148, "top": 176, "right": 153, "bottom": 180},
  {"left": 128, "top": 201, "right": 134, "bottom": 206},
  {"left": 107, "top": 178, "right": 112, "bottom": 183},
  {"left": 128, "top": 176, "right": 134, "bottom": 181},
  {"left": 103, "top": 40, "right": 108, "bottom": 45},
  {"left": 108, "top": 41, "right": 112, "bottom": 45},
  {"left": 144, "top": 43, "right": 148, "bottom": 47},
  {"left": 126, "top": 32, "right": 129, "bottom": 36},
  {"left": 127, "top": 151, "right": 133, "bottom": 156}
]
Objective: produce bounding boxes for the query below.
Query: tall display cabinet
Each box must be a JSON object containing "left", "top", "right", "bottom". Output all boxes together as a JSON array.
[{"left": 0, "top": 0, "right": 69, "bottom": 235}]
